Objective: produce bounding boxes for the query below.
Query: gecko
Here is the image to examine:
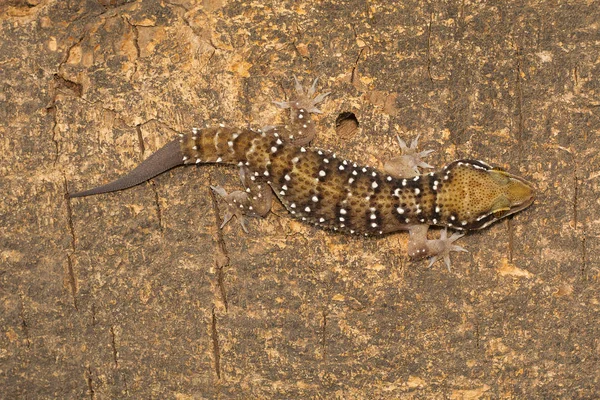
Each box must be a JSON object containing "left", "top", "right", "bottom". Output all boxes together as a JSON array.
[{"left": 68, "top": 78, "right": 535, "bottom": 269}]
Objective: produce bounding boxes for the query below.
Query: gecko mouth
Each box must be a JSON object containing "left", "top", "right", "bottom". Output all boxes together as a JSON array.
[{"left": 505, "top": 173, "right": 536, "bottom": 214}]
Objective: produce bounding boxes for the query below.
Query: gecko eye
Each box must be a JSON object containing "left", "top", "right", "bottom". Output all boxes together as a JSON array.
[{"left": 488, "top": 170, "right": 511, "bottom": 185}]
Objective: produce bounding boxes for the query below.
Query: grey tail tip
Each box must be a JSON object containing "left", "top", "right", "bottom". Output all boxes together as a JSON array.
[{"left": 68, "top": 138, "right": 184, "bottom": 198}]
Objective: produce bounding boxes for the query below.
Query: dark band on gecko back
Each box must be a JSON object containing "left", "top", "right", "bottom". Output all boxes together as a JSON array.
[{"left": 68, "top": 138, "right": 184, "bottom": 198}]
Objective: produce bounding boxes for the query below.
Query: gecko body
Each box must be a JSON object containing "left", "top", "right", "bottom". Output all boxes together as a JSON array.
[{"left": 69, "top": 79, "right": 535, "bottom": 268}]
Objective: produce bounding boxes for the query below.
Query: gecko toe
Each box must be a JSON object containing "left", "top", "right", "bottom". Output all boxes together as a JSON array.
[
  {"left": 275, "top": 77, "right": 330, "bottom": 113},
  {"left": 426, "top": 229, "right": 468, "bottom": 271},
  {"left": 385, "top": 134, "right": 436, "bottom": 178},
  {"left": 210, "top": 185, "right": 228, "bottom": 197},
  {"left": 211, "top": 185, "right": 256, "bottom": 232}
]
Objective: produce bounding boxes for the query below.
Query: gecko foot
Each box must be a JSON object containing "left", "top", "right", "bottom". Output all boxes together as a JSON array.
[
  {"left": 272, "top": 76, "right": 330, "bottom": 146},
  {"left": 384, "top": 134, "right": 435, "bottom": 178},
  {"left": 426, "top": 229, "right": 468, "bottom": 271},
  {"left": 210, "top": 186, "right": 252, "bottom": 233},
  {"left": 210, "top": 167, "right": 273, "bottom": 232},
  {"left": 273, "top": 76, "right": 330, "bottom": 114},
  {"left": 408, "top": 225, "right": 467, "bottom": 271}
]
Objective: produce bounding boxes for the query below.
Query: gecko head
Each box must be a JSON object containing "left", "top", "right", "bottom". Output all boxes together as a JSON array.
[{"left": 438, "top": 160, "right": 535, "bottom": 230}]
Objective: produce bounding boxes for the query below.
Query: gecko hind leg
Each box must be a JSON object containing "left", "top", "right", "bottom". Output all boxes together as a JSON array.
[
  {"left": 210, "top": 167, "right": 273, "bottom": 233},
  {"left": 273, "top": 76, "right": 330, "bottom": 146},
  {"left": 407, "top": 225, "right": 468, "bottom": 271},
  {"left": 384, "top": 134, "right": 435, "bottom": 178}
]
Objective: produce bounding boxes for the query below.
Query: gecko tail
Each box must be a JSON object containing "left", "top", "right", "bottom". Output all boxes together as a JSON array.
[{"left": 68, "top": 138, "right": 184, "bottom": 198}]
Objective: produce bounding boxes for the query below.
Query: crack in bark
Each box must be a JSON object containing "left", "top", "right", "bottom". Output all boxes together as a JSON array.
[
  {"left": 134, "top": 123, "right": 164, "bottom": 230},
  {"left": 180, "top": 11, "right": 226, "bottom": 53},
  {"left": 58, "top": 33, "right": 86, "bottom": 70},
  {"left": 64, "top": 177, "right": 77, "bottom": 251},
  {"left": 53, "top": 74, "right": 84, "bottom": 97},
  {"left": 45, "top": 74, "right": 83, "bottom": 165},
  {"left": 209, "top": 184, "right": 230, "bottom": 311},
  {"left": 573, "top": 168, "right": 579, "bottom": 230},
  {"left": 110, "top": 326, "right": 119, "bottom": 368},
  {"left": 123, "top": 16, "right": 140, "bottom": 78},
  {"left": 46, "top": 29, "right": 86, "bottom": 166},
  {"left": 426, "top": 11, "right": 434, "bottom": 84},
  {"left": 211, "top": 308, "right": 221, "bottom": 379},
  {"left": 320, "top": 310, "right": 328, "bottom": 359},
  {"left": 97, "top": 0, "right": 132, "bottom": 10},
  {"left": 151, "top": 183, "right": 164, "bottom": 231},
  {"left": 350, "top": 47, "right": 364, "bottom": 87},
  {"left": 514, "top": 45, "right": 524, "bottom": 159},
  {"left": 47, "top": 99, "right": 60, "bottom": 165},
  {"left": 64, "top": 178, "right": 79, "bottom": 310},
  {"left": 130, "top": 18, "right": 141, "bottom": 59},
  {"left": 135, "top": 124, "right": 145, "bottom": 155},
  {"left": 581, "top": 234, "right": 587, "bottom": 278},
  {"left": 66, "top": 255, "right": 79, "bottom": 311},
  {"left": 86, "top": 366, "right": 95, "bottom": 400},
  {"left": 19, "top": 296, "right": 31, "bottom": 349},
  {"left": 507, "top": 217, "right": 514, "bottom": 263}
]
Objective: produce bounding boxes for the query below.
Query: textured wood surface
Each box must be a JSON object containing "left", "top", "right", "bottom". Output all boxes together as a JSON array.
[{"left": 1, "top": 0, "right": 599, "bottom": 398}]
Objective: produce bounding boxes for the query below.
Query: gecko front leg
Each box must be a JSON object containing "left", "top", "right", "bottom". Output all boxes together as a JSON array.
[
  {"left": 407, "top": 225, "right": 467, "bottom": 271},
  {"left": 210, "top": 166, "right": 273, "bottom": 232},
  {"left": 384, "top": 134, "right": 434, "bottom": 178},
  {"left": 273, "top": 76, "right": 330, "bottom": 146}
]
